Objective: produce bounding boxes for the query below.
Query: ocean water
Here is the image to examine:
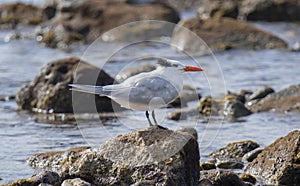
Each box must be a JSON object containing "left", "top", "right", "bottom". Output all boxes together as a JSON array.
[{"left": 0, "top": 3, "right": 300, "bottom": 184}]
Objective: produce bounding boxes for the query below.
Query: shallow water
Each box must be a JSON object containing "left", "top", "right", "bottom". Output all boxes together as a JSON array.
[{"left": 0, "top": 18, "right": 300, "bottom": 184}]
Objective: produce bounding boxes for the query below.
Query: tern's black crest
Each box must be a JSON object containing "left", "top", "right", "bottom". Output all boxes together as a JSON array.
[{"left": 157, "top": 58, "right": 180, "bottom": 67}]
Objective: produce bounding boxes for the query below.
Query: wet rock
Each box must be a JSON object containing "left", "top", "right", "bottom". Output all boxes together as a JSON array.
[
  {"left": 28, "top": 126, "right": 200, "bottom": 185},
  {"left": 239, "top": 173, "right": 256, "bottom": 185},
  {"left": 224, "top": 99, "right": 252, "bottom": 118},
  {"left": 200, "top": 161, "right": 216, "bottom": 171},
  {"left": 249, "top": 84, "right": 300, "bottom": 112},
  {"left": 242, "top": 148, "right": 263, "bottom": 163},
  {"left": 172, "top": 17, "right": 287, "bottom": 51},
  {"left": 167, "top": 108, "right": 199, "bottom": 121},
  {"left": 197, "top": 0, "right": 300, "bottom": 22},
  {"left": 245, "top": 130, "right": 300, "bottom": 185},
  {"left": 0, "top": 96, "right": 5, "bottom": 101},
  {"left": 38, "top": 0, "right": 179, "bottom": 47},
  {"left": 6, "top": 171, "right": 61, "bottom": 186},
  {"left": 216, "top": 159, "right": 244, "bottom": 169},
  {"left": 0, "top": 3, "right": 46, "bottom": 28},
  {"left": 209, "top": 140, "right": 259, "bottom": 162},
  {"left": 239, "top": 0, "right": 300, "bottom": 21},
  {"left": 197, "top": 0, "right": 239, "bottom": 19},
  {"left": 200, "top": 170, "right": 247, "bottom": 186},
  {"left": 61, "top": 178, "right": 91, "bottom": 186},
  {"left": 198, "top": 96, "right": 223, "bottom": 116},
  {"left": 15, "top": 57, "right": 123, "bottom": 113},
  {"left": 248, "top": 86, "right": 274, "bottom": 101}
]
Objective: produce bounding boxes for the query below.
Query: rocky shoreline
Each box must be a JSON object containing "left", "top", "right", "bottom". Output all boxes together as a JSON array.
[
  {"left": 3, "top": 127, "right": 299, "bottom": 185},
  {"left": 1, "top": 0, "right": 300, "bottom": 185}
]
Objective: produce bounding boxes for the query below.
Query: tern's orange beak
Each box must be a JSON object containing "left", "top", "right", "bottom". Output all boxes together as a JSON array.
[{"left": 182, "top": 66, "right": 204, "bottom": 72}]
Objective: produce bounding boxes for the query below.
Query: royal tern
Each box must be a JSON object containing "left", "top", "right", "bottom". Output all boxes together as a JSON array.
[{"left": 70, "top": 58, "right": 204, "bottom": 126}]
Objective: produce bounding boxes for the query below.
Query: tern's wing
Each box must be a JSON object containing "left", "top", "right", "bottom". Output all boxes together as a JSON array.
[
  {"left": 126, "top": 76, "right": 180, "bottom": 104},
  {"left": 69, "top": 84, "right": 110, "bottom": 96}
]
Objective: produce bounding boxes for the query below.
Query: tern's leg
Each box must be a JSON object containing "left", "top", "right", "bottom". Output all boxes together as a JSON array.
[
  {"left": 146, "top": 111, "right": 153, "bottom": 126},
  {"left": 151, "top": 110, "right": 158, "bottom": 125}
]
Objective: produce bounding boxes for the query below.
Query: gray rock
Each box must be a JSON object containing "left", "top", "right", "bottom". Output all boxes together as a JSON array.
[
  {"left": 249, "top": 84, "right": 300, "bottom": 112},
  {"left": 242, "top": 148, "right": 263, "bottom": 163},
  {"left": 28, "top": 126, "right": 200, "bottom": 185},
  {"left": 245, "top": 130, "right": 300, "bottom": 185},
  {"left": 38, "top": 0, "right": 180, "bottom": 47},
  {"left": 172, "top": 17, "right": 287, "bottom": 52},
  {"left": 15, "top": 57, "right": 123, "bottom": 113},
  {"left": 6, "top": 171, "right": 61, "bottom": 186},
  {"left": 61, "top": 178, "right": 91, "bottom": 186},
  {"left": 216, "top": 159, "right": 244, "bottom": 169},
  {"left": 224, "top": 99, "right": 252, "bottom": 118},
  {"left": 209, "top": 140, "right": 259, "bottom": 162},
  {"left": 200, "top": 170, "right": 247, "bottom": 186},
  {"left": 248, "top": 86, "right": 274, "bottom": 101},
  {"left": 239, "top": 0, "right": 300, "bottom": 21},
  {"left": 197, "top": 0, "right": 300, "bottom": 22}
]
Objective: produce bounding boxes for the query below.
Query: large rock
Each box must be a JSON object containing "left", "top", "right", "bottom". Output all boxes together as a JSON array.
[
  {"left": 16, "top": 57, "right": 121, "bottom": 113},
  {"left": 0, "top": 3, "right": 46, "bottom": 28},
  {"left": 200, "top": 170, "right": 247, "bottom": 186},
  {"left": 38, "top": 0, "right": 180, "bottom": 47},
  {"left": 249, "top": 84, "right": 300, "bottom": 112},
  {"left": 28, "top": 126, "right": 200, "bottom": 185},
  {"left": 172, "top": 17, "right": 287, "bottom": 51},
  {"left": 245, "top": 130, "right": 300, "bottom": 185},
  {"left": 197, "top": 0, "right": 300, "bottom": 22},
  {"left": 6, "top": 171, "right": 61, "bottom": 186},
  {"left": 239, "top": 0, "right": 300, "bottom": 21},
  {"left": 208, "top": 140, "right": 259, "bottom": 162}
]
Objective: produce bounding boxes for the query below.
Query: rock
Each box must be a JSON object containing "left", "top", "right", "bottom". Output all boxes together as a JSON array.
[
  {"left": 198, "top": 96, "right": 223, "bottom": 116},
  {"left": 28, "top": 126, "right": 200, "bottom": 185},
  {"left": 242, "top": 148, "right": 263, "bottom": 163},
  {"left": 61, "top": 178, "right": 91, "bottom": 186},
  {"left": 249, "top": 84, "right": 300, "bottom": 112},
  {"left": 0, "top": 96, "right": 5, "bottom": 101},
  {"left": 15, "top": 57, "right": 123, "bottom": 113},
  {"left": 200, "top": 170, "right": 247, "bottom": 186},
  {"left": 6, "top": 171, "right": 61, "bottom": 186},
  {"left": 0, "top": 3, "right": 46, "bottom": 28},
  {"left": 239, "top": 173, "right": 256, "bottom": 185},
  {"left": 200, "top": 161, "right": 216, "bottom": 170},
  {"left": 167, "top": 87, "right": 200, "bottom": 108},
  {"left": 199, "top": 179, "right": 213, "bottom": 186},
  {"left": 167, "top": 108, "right": 199, "bottom": 120},
  {"left": 239, "top": 0, "right": 300, "bottom": 21},
  {"left": 28, "top": 146, "right": 90, "bottom": 171},
  {"left": 248, "top": 86, "right": 274, "bottom": 101},
  {"left": 245, "top": 130, "right": 300, "bottom": 185},
  {"left": 197, "top": 0, "right": 239, "bottom": 19},
  {"left": 197, "top": 0, "right": 300, "bottom": 22},
  {"left": 224, "top": 99, "right": 252, "bottom": 118},
  {"left": 216, "top": 159, "right": 244, "bottom": 169},
  {"left": 172, "top": 17, "right": 287, "bottom": 51},
  {"left": 37, "top": 0, "right": 180, "bottom": 47},
  {"left": 209, "top": 140, "right": 259, "bottom": 162}
]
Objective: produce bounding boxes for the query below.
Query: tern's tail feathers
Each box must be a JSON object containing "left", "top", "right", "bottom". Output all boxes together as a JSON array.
[{"left": 69, "top": 84, "right": 107, "bottom": 95}]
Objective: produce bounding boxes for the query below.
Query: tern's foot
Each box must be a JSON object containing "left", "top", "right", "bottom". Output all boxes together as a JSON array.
[{"left": 156, "top": 125, "right": 168, "bottom": 130}]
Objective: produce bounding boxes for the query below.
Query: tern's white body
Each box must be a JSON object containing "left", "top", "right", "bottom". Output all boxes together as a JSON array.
[
  {"left": 71, "top": 66, "right": 183, "bottom": 111},
  {"left": 70, "top": 58, "right": 204, "bottom": 126}
]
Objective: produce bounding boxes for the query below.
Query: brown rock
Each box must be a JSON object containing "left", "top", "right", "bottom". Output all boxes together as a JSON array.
[
  {"left": 6, "top": 171, "right": 61, "bottom": 186},
  {"left": 38, "top": 0, "right": 180, "bottom": 46},
  {"left": 200, "top": 170, "right": 247, "bottom": 186},
  {"left": 15, "top": 57, "right": 122, "bottom": 113},
  {"left": 249, "top": 84, "right": 300, "bottom": 112},
  {"left": 209, "top": 140, "right": 259, "bottom": 161},
  {"left": 240, "top": 0, "right": 300, "bottom": 21},
  {"left": 28, "top": 126, "right": 200, "bottom": 185},
  {"left": 245, "top": 130, "right": 300, "bottom": 185},
  {"left": 172, "top": 17, "right": 287, "bottom": 51},
  {"left": 0, "top": 3, "right": 46, "bottom": 28}
]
